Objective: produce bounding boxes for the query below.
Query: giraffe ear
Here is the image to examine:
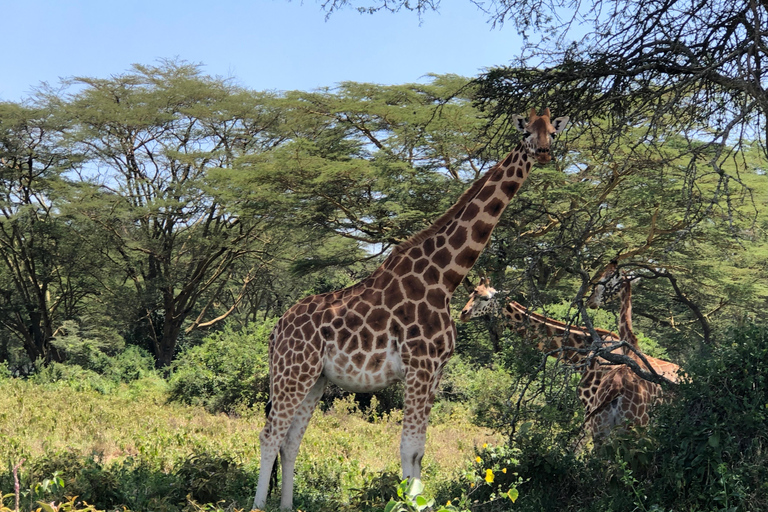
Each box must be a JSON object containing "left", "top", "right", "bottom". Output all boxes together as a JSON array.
[
  {"left": 552, "top": 116, "right": 569, "bottom": 133},
  {"left": 511, "top": 115, "right": 527, "bottom": 132}
]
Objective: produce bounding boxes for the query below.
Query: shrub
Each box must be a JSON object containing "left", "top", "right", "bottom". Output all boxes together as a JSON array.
[
  {"left": 645, "top": 323, "right": 768, "bottom": 510},
  {"left": 30, "top": 362, "right": 117, "bottom": 394},
  {"left": 105, "top": 345, "right": 156, "bottom": 383},
  {"left": 168, "top": 320, "right": 275, "bottom": 414}
]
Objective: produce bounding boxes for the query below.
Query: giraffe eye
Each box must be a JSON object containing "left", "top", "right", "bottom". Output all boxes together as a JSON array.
[
  {"left": 551, "top": 133, "right": 557, "bottom": 139},
  {"left": 523, "top": 131, "right": 531, "bottom": 137}
]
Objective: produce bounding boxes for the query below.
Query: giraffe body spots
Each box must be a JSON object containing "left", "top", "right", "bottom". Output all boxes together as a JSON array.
[
  {"left": 460, "top": 202, "right": 480, "bottom": 221},
  {"left": 402, "top": 275, "right": 426, "bottom": 300},
  {"left": 433, "top": 248, "right": 451, "bottom": 268},
  {"left": 422, "top": 265, "right": 440, "bottom": 286},
  {"left": 476, "top": 185, "right": 496, "bottom": 202},
  {"left": 384, "top": 281, "right": 406, "bottom": 308},
  {"left": 367, "top": 308, "right": 390, "bottom": 332},
  {"left": 471, "top": 221, "right": 494, "bottom": 244},
  {"left": 455, "top": 247, "right": 480, "bottom": 269},
  {"left": 448, "top": 226, "right": 467, "bottom": 249}
]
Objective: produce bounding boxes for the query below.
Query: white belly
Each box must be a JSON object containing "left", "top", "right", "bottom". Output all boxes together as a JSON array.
[{"left": 322, "top": 337, "right": 405, "bottom": 393}]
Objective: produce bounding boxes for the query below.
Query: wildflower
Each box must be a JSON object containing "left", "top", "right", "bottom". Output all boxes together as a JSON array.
[
  {"left": 475, "top": 456, "right": 482, "bottom": 463},
  {"left": 482, "top": 443, "right": 488, "bottom": 449},
  {"left": 446, "top": 500, "right": 452, "bottom": 506},
  {"left": 485, "top": 469, "right": 494, "bottom": 483},
  {"left": 470, "top": 482, "right": 476, "bottom": 488},
  {"left": 502, "top": 467, "right": 507, "bottom": 474}
]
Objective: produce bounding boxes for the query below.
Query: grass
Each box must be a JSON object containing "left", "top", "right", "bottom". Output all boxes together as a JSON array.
[{"left": 0, "top": 378, "right": 500, "bottom": 511}]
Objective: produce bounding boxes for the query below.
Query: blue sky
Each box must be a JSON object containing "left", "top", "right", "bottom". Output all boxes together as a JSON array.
[{"left": 3, "top": 0, "right": 526, "bottom": 101}]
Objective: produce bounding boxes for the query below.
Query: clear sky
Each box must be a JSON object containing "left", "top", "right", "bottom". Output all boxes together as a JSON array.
[{"left": 3, "top": 0, "right": 526, "bottom": 101}]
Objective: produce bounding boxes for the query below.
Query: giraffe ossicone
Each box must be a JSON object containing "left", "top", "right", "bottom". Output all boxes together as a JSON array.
[{"left": 253, "top": 109, "right": 569, "bottom": 510}]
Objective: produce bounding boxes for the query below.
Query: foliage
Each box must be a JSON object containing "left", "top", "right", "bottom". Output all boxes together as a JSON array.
[
  {"left": 644, "top": 323, "right": 768, "bottom": 511},
  {"left": 168, "top": 321, "right": 275, "bottom": 414},
  {"left": 27, "top": 341, "right": 157, "bottom": 394},
  {"left": 448, "top": 321, "right": 768, "bottom": 512},
  {"left": 0, "top": 377, "right": 495, "bottom": 512}
]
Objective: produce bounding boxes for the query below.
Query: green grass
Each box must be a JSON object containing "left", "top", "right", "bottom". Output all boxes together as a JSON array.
[{"left": 0, "top": 378, "right": 500, "bottom": 511}]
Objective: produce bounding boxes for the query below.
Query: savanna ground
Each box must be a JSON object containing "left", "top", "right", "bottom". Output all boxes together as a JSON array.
[
  {"left": 0, "top": 374, "right": 503, "bottom": 512},
  {"left": 3, "top": 322, "right": 768, "bottom": 512}
]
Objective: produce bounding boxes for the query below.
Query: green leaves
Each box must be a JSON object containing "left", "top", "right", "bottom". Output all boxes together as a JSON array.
[{"left": 385, "top": 479, "right": 435, "bottom": 512}]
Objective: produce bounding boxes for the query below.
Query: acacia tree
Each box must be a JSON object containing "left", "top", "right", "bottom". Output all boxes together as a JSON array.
[
  {"left": 67, "top": 61, "right": 287, "bottom": 367},
  {"left": 0, "top": 99, "right": 94, "bottom": 364},
  {"left": 243, "top": 76, "right": 491, "bottom": 253}
]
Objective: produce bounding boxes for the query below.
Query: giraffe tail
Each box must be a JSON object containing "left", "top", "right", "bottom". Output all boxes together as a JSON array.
[{"left": 264, "top": 399, "right": 280, "bottom": 496}]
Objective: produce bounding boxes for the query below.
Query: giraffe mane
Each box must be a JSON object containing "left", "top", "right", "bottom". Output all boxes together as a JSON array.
[{"left": 388, "top": 152, "right": 513, "bottom": 258}]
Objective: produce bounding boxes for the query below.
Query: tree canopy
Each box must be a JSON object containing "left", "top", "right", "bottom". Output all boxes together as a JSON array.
[{"left": 0, "top": 50, "right": 765, "bottom": 370}]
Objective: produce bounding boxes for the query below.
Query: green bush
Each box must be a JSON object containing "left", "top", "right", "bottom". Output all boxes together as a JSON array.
[
  {"left": 105, "top": 345, "right": 156, "bottom": 383},
  {"left": 482, "top": 322, "right": 768, "bottom": 512},
  {"left": 645, "top": 323, "right": 768, "bottom": 510},
  {"left": 30, "top": 362, "right": 117, "bottom": 394},
  {"left": 168, "top": 320, "right": 275, "bottom": 414}
]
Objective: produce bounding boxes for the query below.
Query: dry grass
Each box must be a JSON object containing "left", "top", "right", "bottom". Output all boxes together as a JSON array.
[{"left": 0, "top": 378, "right": 501, "bottom": 501}]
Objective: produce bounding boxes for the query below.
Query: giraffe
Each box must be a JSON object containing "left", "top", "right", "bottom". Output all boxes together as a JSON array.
[
  {"left": 582, "top": 261, "right": 680, "bottom": 438},
  {"left": 586, "top": 260, "right": 680, "bottom": 382},
  {"left": 252, "top": 109, "right": 570, "bottom": 510},
  {"left": 459, "top": 277, "right": 679, "bottom": 442}
]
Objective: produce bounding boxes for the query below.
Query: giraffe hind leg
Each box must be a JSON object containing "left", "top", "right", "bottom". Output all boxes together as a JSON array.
[
  {"left": 253, "top": 369, "right": 324, "bottom": 510},
  {"left": 278, "top": 375, "right": 327, "bottom": 510}
]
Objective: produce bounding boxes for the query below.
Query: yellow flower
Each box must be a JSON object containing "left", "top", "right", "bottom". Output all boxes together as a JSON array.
[
  {"left": 502, "top": 467, "right": 507, "bottom": 474},
  {"left": 485, "top": 468, "right": 494, "bottom": 483},
  {"left": 475, "top": 456, "right": 482, "bottom": 463},
  {"left": 446, "top": 501, "right": 452, "bottom": 506},
  {"left": 470, "top": 482, "right": 476, "bottom": 488},
  {"left": 483, "top": 443, "right": 488, "bottom": 449}
]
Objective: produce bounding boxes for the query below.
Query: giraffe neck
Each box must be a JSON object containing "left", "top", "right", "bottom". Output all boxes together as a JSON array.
[
  {"left": 501, "top": 301, "right": 618, "bottom": 364},
  {"left": 376, "top": 144, "right": 532, "bottom": 297},
  {"left": 618, "top": 279, "right": 639, "bottom": 348}
]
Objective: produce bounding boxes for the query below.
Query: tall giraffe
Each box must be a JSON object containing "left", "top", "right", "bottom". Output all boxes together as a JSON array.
[
  {"left": 459, "top": 277, "right": 679, "bottom": 441},
  {"left": 253, "top": 109, "right": 569, "bottom": 510}
]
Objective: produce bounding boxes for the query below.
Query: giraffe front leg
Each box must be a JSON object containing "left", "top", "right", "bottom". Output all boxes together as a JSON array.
[{"left": 400, "top": 369, "right": 439, "bottom": 483}]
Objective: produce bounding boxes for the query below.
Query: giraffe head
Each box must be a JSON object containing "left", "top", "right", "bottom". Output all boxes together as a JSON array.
[
  {"left": 459, "top": 277, "right": 498, "bottom": 322},
  {"left": 587, "top": 260, "right": 633, "bottom": 309},
  {"left": 511, "top": 108, "right": 569, "bottom": 165}
]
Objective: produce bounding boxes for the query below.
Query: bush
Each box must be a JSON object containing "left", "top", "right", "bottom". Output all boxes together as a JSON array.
[
  {"left": 30, "top": 362, "right": 117, "bottom": 394},
  {"left": 105, "top": 345, "right": 156, "bottom": 383},
  {"left": 645, "top": 323, "right": 768, "bottom": 510},
  {"left": 168, "top": 320, "right": 275, "bottom": 414},
  {"left": 485, "top": 322, "right": 768, "bottom": 512}
]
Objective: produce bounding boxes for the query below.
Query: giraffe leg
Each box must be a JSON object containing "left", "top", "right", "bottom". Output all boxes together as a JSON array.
[
  {"left": 278, "top": 375, "right": 327, "bottom": 510},
  {"left": 399, "top": 368, "right": 440, "bottom": 483},
  {"left": 253, "top": 410, "right": 282, "bottom": 510},
  {"left": 253, "top": 369, "right": 324, "bottom": 510}
]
